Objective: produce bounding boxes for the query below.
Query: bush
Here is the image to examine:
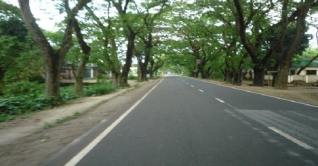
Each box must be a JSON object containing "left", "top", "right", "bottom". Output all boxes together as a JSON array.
[
  {"left": 83, "top": 82, "right": 116, "bottom": 96},
  {"left": 128, "top": 74, "right": 138, "bottom": 80},
  {"left": 60, "top": 85, "right": 78, "bottom": 101},
  {"left": 0, "top": 82, "right": 117, "bottom": 122},
  {"left": 0, "top": 94, "right": 61, "bottom": 122},
  {"left": 3, "top": 81, "right": 44, "bottom": 97}
]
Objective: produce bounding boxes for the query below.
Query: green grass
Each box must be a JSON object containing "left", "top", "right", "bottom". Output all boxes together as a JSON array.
[{"left": 42, "top": 112, "right": 81, "bottom": 130}]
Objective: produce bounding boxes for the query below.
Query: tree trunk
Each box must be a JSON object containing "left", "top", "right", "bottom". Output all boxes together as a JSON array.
[
  {"left": 120, "top": 30, "right": 135, "bottom": 87},
  {"left": 136, "top": 53, "right": 148, "bottom": 82},
  {"left": 275, "top": 1, "right": 312, "bottom": 89},
  {"left": 73, "top": 18, "right": 90, "bottom": 96},
  {"left": 45, "top": 53, "right": 62, "bottom": 97},
  {"left": 253, "top": 66, "right": 264, "bottom": 86},
  {"left": 149, "top": 59, "right": 154, "bottom": 79},
  {"left": 111, "top": 70, "right": 120, "bottom": 87},
  {"left": 225, "top": 70, "right": 232, "bottom": 83},
  {"left": 272, "top": 73, "right": 278, "bottom": 87},
  {"left": 233, "top": 69, "right": 242, "bottom": 85},
  {"left": 275, "top": 63, "right": 289, "bottom": 89},
  {"left": 74, "top": 59, "right": 86, "bottom": 95}
]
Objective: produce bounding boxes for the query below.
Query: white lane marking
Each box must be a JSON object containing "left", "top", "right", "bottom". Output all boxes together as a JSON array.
[
  {"left": 199, "top": 89, "right": 204, "bottom": 92},
  {"left": 186, "top": 83, "right": 189, "bottom": 84},
  {"left": 198, "top": 79, "right": 318, "bottom": 108},
  {"left": 65, "top": 79, "right": 163, "bottom": 166},
  {"left": 268, "top": 127, "right": 314, "bottom": 150},
  {"left": 191, "top": 85, "right": 194, "bottom": 87},
  {"left": 215, "top": 98, "right": 225, "bottom": 103}
]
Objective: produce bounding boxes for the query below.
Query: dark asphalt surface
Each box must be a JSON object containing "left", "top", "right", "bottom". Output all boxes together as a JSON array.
[{"left": 46, "top": 76, "right": 318, "bottom": 166}]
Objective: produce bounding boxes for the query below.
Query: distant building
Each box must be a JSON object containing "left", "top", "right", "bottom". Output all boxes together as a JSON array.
[
  {"left": 289, "top": 60, "right": 318, "bottom": 75},
  {"left": 60, "top": 63, "right": 98, "bottom": 83},
  {"left": 288, "top": 60, "right": 318, "bottom": 83}
]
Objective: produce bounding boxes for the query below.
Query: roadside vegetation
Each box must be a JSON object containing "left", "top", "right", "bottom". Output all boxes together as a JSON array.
[
  {"left": 0, "top": 81, "right": 116, "bottom": 122},
  {"left": 1, "top": 1, "right": 317, "bottom": 121}
]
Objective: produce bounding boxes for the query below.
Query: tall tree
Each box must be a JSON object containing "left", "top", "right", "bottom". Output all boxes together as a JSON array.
[
  {"left": 230, "top": 0, "right": 318, "bottom": 87},
  {"left": 18, "top": 0, "right": 91, "bottom": 97},
  {"left": 136, "top": 0, "right": 170, "bottom": 81},
  {"left": 85, "top": 3, "right": 122, "bottom": 87},
  {"left": 64, "top": 2, "right": 91, "bottom": 95},
  {"left": 275, "top": 0, "right": 317, "bottom": 89},
  {"left": 110, "top": 0, "right": 140, "bottom": 87}
]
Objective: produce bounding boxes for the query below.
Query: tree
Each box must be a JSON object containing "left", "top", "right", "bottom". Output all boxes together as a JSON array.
[
  {"left": 18, "top": 0, "right": 91, "bottom": 98},
  {"left": 0, "top": 1, "right": 42, "bottom": 85},
  {"left": 275, "top": 0, "right": 317, "bottom": 89},
  {"left": 135, "top": 0, "right": 170, "bottom": 81},
  {"left": 110, "top": 0, "right": 140, "bottom": 87},
  {"left": 85, "top": 3, "right": 122, "bottom": 87},
  {"left": 230, "top": 0, "right": 318, "bottom": 87}
]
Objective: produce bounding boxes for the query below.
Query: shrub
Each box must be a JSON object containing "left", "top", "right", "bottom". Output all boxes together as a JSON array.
[
  {"left": 0, "top": 82, "right": 117, "bottom": 122},
  {"left": 3, "top": 81, "right": 44, "bottom": 97},
  {"left": 128, "top": 74, "right": 138, "bottom": 80},
  {"left": 0, "top": 94, "right": 62, "bottom": 122},
  {"left": 60, "top": 85, "right": 78, "bottom": 101},
  {"left": 83, "top": 82, "right": 116, "bottom": 96}
]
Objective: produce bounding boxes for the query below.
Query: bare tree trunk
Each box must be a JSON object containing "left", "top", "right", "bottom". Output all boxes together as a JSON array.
[
  {"left": 74, "top": 59, "right": 87, "bottom": 95},
  {"left": 111, "top": 70, "right": 120, "bottom": 87},
  {"left": 45, "top": 53, "right": 62, "bottom": 97},
  {"left": 72, "top": 17, "right": 91, "bottom": 96},
  {"left": 253, "top": 67, "right": 264, "bottom": 86},
  {"left": 233, "top": 69, "right": 242, "bottom": 85},
  {"left": 120, "top": 31, "right": 135, "bottom": 87}
]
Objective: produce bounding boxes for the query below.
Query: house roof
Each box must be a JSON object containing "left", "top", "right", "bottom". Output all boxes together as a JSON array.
[{"left": 291, "top": 60, "right": 318, "bottom": 67}]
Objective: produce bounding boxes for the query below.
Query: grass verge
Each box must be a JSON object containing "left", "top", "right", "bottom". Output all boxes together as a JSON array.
[{"left": 41, "top": 112, "right": 81, "bottom": 130}]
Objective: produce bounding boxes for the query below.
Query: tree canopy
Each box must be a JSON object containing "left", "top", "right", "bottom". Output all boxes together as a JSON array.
[{"left": 1, "top": 0, "right": 317, "bottom": 98}]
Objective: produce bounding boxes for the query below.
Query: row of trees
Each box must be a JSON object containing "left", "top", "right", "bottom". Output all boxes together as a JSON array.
[
  {"left": 165, "top": 0, "right": 318, "bottom": 88},
  {"left": 1, "top": 0, "right": 173, "bottom": 98},
  {"left": 1, "top": 0, "right": 318, "bottom": 100}
]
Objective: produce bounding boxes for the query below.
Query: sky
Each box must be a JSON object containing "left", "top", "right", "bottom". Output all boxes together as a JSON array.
[
  {"left": 7, "top": 0, "right": 63, "bottom": 31},
  {"left": 5, "top": 0, "right": 318, "bottom": 48}
]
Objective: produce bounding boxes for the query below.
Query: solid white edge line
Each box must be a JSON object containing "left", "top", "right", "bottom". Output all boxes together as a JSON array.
[
  {"left": 215, "top": 98, "right": 225, "bottom": 103},
  {"left": 64, "top": 79, "right": 163, "bottom": 166},
  {"left": 268, "top": 127, "right": 314, "bottom": 150},
  {"left": 196, "top": 79, "right": 318, "bottom": 108}
]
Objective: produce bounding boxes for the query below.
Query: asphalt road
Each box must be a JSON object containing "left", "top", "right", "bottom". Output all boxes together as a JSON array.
[{"left": 45, "top": 76, "right": 318, "bottom": 166}]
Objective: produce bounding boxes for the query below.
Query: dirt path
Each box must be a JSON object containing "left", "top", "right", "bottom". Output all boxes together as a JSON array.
[{"left": 0, "top": 77, "right": 317, "bottom": 166}]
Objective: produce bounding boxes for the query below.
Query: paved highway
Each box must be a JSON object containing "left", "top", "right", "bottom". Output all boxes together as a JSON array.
[{"left": 45, "top": 76, "right": 318, "bottom": 166}]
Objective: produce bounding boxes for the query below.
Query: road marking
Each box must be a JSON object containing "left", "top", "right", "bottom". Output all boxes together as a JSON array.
[
  {"left": 199, "top": 89, "right": 204, "bottom": 92},
  {"left": 191, "top": 85, "right": 194, "bottom": 87},
  {"left": 64, "top": 79, "right": 163, "bottom": 166},
  {"left": 198, "top": 79, "right": 318, "bottom": 108},
  {"left": 215, "top": 98, "right": 225, "bottom": 103},
  {"left": 268, "top": 127, "right": 314, "bottom": 150}
]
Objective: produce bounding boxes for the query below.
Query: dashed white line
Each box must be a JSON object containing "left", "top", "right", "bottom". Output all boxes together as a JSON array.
[
  {"left": 191, "top": 85, "right": 194, "bottom": 87},
  {"left": 268, "top": 127, "right": 314, "bottom": 150},
  {"left": 199, "top": 89, "right": 204, "bottom": 92},
  {"left": 215, "top": 98, "right": 225, "bottom": 103}
]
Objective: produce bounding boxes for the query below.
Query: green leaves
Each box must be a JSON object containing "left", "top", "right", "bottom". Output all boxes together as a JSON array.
[{"left": 0, "top": 81, "right": 116, "bottom": 122}]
